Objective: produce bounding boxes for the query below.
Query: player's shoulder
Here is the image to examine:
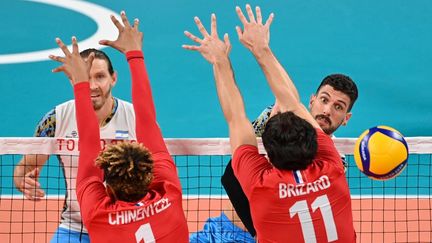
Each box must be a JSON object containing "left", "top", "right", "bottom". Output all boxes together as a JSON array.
[
  {"left": 233, "top": 144, "right": 259, "bottom": 157},
  {"left": 55, "top": 99, "right": 76, "bottom": 110},
  {"left": 113, "top": 97, "right": 133, "bottom": 107},
  {"left": 114, "top": 98, "right": 135, "bottom": 111},
  {"left": 115, "top": 97, "right": 132, "bottom": 105}
]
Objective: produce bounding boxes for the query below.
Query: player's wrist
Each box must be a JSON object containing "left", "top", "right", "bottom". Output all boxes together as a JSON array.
[
  {"left": 123, "top": 42, "right": 142, "bottom": 53},
  {"left": 124, "top": 47, "right": 142, "bottom": 53},
  {"left": 73, "top": 81, "right": 90, "bottom": 91},
  {"left": 212, "top": 55, "right": 230, "bottom": 66},
  {"left": 14, "top": 178, "right": 25, "bottom": 192},
  {"left": 126, "top": 50, "right": 144, "bottom": 60},
  {"left": 73, "top": 79, "right": 89, "bottom": 85},
  {"left": 252, "top": 45, "right": 271, "bottom": 59}
]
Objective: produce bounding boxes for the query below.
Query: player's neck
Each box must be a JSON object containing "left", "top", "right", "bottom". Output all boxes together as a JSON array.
[{"left": 95, "top": 97, "right": 114, "bottom": 127}]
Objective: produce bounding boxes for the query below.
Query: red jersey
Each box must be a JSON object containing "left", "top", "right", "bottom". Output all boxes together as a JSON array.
[
  {"left": 75, "top": 51, "right": 188, "bottom": 243},
  {"left": 232, "top": 129, "right": 356, "bottom": 243}
]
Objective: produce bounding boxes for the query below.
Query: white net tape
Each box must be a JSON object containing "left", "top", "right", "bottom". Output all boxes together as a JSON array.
[{"left": 1, "top": 136, "right": 432, "bottom": 155}]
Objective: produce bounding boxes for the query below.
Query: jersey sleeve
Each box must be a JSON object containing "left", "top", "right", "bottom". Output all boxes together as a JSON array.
[
  {"left": 34, "top": 108, "right": 56, "bottom": 137},
  {"left": 74, "top": 82, "right": 105, "bottom": 216},
  {"left": 251, "top": 105, "right": 274, "bottom": 136},
  {"left": 127, "top": 51, "right": 180, "bottom": 187},
  {"left": 232, "top": 145, "right": 271, "bottom": 198},
  {"left": 76, "top": 177, "right": 107, "bottom": 224},
  {"left": 151, "top": 152, "right": 181, "bottom": 188}
]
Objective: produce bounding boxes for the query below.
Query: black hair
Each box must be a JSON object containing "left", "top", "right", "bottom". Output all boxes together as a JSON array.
[
  {"left": 316, "top": 74, "right": 358, "bottom": 111},
  {"left": 80, "top": 48, "right": 114, "bottom": 75},
  {"left": 262, "top": 111, "right": 317, "bottom": 170}
]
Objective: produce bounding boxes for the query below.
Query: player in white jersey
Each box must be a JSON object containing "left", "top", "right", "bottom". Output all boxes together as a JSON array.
[{"left": 13, "top": 48, "right": 136, "bottom": 243}]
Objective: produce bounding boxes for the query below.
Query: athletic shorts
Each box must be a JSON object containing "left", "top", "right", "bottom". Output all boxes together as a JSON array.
[
  {"left": 189, "top": 212, "right": 255, "bottom": 243},
  {"left": 50, "top": 227, "right": 90, "bottom": 243}
]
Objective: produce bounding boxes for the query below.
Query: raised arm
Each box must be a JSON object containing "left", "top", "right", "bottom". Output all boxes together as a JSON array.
[
  {"left": 183, "top": 14, "right": 256, "bottom": 152},
  {"left": 100, "top": 12, "right": 167, "bottom": 154},
  {"left": 236, "top": 5, "right": 320, "bottom": 129},
  {"left": 49, "top": 37, "right": 102, "bottom": 186}
]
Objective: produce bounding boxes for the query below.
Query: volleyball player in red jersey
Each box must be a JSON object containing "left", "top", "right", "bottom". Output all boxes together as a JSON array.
[
  {"left": 50, "top": 11, "right": 188, "bottom": 243},
  {"left": 184, "top": 5, "right": 356, "bottom": 243}
]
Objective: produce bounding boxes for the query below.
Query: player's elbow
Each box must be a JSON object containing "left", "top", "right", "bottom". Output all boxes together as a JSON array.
[{"left": 226, "top": 114, "right": 248, "bottom": 128}]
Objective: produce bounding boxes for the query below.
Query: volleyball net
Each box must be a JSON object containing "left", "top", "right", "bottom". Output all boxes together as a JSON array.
[{"left": 1, "top": 137, "right": 431, "bottom": 242}]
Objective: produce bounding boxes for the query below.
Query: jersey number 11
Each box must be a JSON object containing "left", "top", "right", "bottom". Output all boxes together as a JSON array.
[{"left": 289, "top": 194, "right": 338, "bottom": 243}]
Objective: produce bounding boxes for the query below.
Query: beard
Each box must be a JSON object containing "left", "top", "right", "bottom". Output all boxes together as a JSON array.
[
  {"left": 91, "top": 85, "right": 112, "bottom": 111},
  {"left": 315, "top": 114, "right": 343, "bottom": 135}
]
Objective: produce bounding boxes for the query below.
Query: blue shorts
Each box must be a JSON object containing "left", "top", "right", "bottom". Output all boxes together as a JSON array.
[
  {"left": 51, "top": 227, "right": 90, "bottom": 243},
  {"left": 190, "top": 212, "right": 255, "bottom": 243}
]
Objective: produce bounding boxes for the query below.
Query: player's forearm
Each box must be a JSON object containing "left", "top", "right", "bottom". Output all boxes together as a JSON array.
[
  {"left": 213, "top": 58, "right": 257, "bottom": 151},
  {"left": 127, "top": 50, "right": 155, "bottom": 122},
  {"left": 213, "top": 58, "right": 248, "bottom": 123},
  {"left": 253, "top": 47, "right": 300, "bottom": 109},
  {"left": 127, "top": 50, "right": 168, "bottom": 153},
  {"left": 74, "top": 82, "right": 103, "bottom": 184},
  {"left": 13, "top": 163, "right": 26, "bottom": 191}
]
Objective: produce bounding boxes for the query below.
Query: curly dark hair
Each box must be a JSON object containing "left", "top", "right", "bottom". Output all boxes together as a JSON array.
[
  {"left": 95, "top": 141, "right": 153, "bottom": 202},
  {"left": 316, "top": 74, "right": 358, "bottom": 111},
  {"left": 262, "top": 111, "right": 318, "bottom": 170}
]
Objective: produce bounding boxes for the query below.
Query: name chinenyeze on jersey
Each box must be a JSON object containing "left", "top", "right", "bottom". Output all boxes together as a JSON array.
[{"left": 108, "top": 197, "right": 171, "bottom": 225}]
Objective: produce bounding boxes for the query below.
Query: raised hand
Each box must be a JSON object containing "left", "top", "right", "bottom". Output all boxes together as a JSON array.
[
  {"left": 236, "top": 4, "right": 274, "bottom": 55},
  {"left": 183, "top": 14, "right": 231, "bottom": 64},
  {"left": 49, "top": 37, "right": 94, "bottom": 85},
  {"left": 99, "top": 11, "right": 143, "bottom": 53}
]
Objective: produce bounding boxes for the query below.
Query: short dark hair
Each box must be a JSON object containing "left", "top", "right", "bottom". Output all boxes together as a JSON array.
[
  {"left": 95, "top": 142, "right": 153, "bottom": 202},
  {"left": 316, "top": 74, "right": 358, "bottom": 111},
  {"left": 80, "top": 48, "right": 115, "bottom": 75},
  {"left": 262, "top": 111, "right": 318, "bottom": 170}
]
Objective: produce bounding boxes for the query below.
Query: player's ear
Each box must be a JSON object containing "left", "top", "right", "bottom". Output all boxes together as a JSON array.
[
  {"left": 342, "top": 112, "right": 352, "bottom": 126},
  {"left": 111, "top": 71, "right": 118, "bottom": 87},
  {"left": 308, "top": 94, "right": 316, "bottom": 109}
]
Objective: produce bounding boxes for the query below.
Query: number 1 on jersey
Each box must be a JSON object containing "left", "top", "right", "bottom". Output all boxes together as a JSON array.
[
  {"left": 289, "top": 195, "right": 338, "bottom": 243},
  {"left": 135, "top": 223, "right": 155, "bottom": 243}
]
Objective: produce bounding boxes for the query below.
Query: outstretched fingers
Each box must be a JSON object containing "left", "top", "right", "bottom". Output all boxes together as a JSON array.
[
  {"left": 264, "top": 13, "right": 275, "bottom": 28},
  {"left": 210, "top": 13, "right": 218, "bottom": 38},
  {"left": 48, "top": 55, "right": 65, "bottom": 63},
  {"left": 224, "top": 33, "right": 231, "bottom": 53},
  {"left": 235, "top": 26, "right": 243, "bottom": 39},
  {"left": 110, "top": 14, "right": 124, "bottom": 31},
  {"left": 245, "top": 4, "right": 256, "bottom": 23},
  {"left": 50, "top": 64, "right": 65, "bottom": 73},
  {"left": 99, "top": 39, "right": 113, "bottom": 46},
  {"left": 133, "top": 18, "right": 139, "bottom": 30},
  {"left": 55, "top": 38, "right": 71, "bottom": 56},
  {"left": 71, "top": 36, "right": 79, "bottom": 54},
  {"left": 256, "top": 6, "right": 262, "bottom": 24},
  {"left": 182, "top": 44, "right": 200, "bottom": 51},
  {"left": 182, "top": 30, "right": 201, "bottom": 51},
  {"left": 194, "top": 16, "right": 210, "bottom": 37},
  {"left": 86, "top": 52, "right": 95, "bottom": 67},
  {"left": 184, "top": 31, "right": 203, "bottom": 44},
  {"left": 235, "top": 6, "right": 248, "bottom": 25},
  {"left": 50, "top": 37, "right": 70, "bottom": 73},
  {"left": 120, "top": 10, "right": 131, "bottom": 28}
]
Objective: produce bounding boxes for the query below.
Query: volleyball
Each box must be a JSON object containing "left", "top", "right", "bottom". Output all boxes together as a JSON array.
[{"left": 353, "top": 126, "right": 408, "bottom": 180}]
